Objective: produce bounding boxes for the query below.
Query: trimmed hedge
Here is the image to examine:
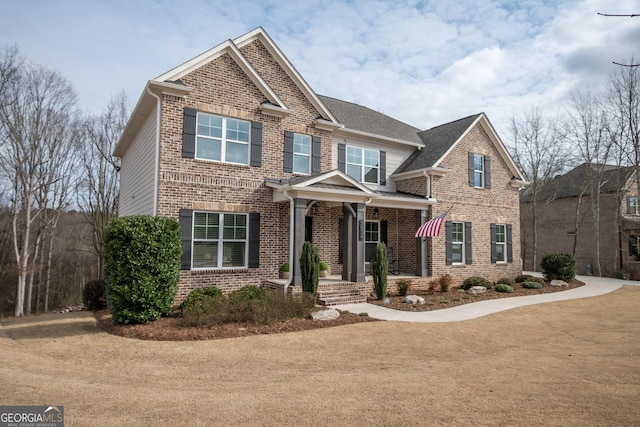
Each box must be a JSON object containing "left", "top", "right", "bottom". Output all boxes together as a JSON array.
[
  {"left": 540, "top": 252, "right": 576, "bottom": 281},
  {"left": 104, "top": 215, "right": 181, "bottom": 325},
  {"left": 522, "top": 281, "right": 543, "bottom": 289},
  {"left": 495, "top": 283, "right": 515, "bottom": 293}
]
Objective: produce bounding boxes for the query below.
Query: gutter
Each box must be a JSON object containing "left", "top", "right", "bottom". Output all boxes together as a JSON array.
[{"left": 283, "top": 190, "right": 294, "bottom": 294}]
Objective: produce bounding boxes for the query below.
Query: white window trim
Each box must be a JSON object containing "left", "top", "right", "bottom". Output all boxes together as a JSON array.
[
  {"left": 346, "top": 145, "right": 380, "bottom": 184},
  {"left": 473, "top": 153, "right": 484, "bottom": 188},
  {"left": 195, "top": 112, "right": 250, "bottom": 165},
  {"left": 495, "top": 223, "right": 506, "bottom": 264},
  {"left": 191, "top": 211, "right": 249, "bottom": 270},
  {"left": 292, "top": 133, "right": 311, "bottom": 175},
  {"left": 451, "top": 221, "right": 465, "bottom": 265}
]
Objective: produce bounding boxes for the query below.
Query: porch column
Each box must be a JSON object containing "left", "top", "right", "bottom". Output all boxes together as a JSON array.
[
  {"left": 350, "top": 203, "right": 366, "bottom": 282},
  {"left": 415, "top": 209, "right": 429, "bottom": 277},
  {"left": 292, "top": 198, "right": 307, "bottom": 287},
  {"left": 341, "top": 205, "right": 353, "bottom": 281}
]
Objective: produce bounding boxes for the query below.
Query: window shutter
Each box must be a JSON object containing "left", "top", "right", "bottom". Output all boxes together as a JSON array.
[
  {"left": 283, "top": 131, "right": 294, "bottom": 173},
  {"left": 506, "top": 224, "right": 513, "bottom": 263},
  {"left": 312, "top": 135, "right": 321, "bottom": 173},
  {"left": 465, "top": 222, "right": 473, "bottom": 265},
  {"left": 179, "top": 209, "right": 193, "bottom": 270},
  {"left": 484, "top": 155, "right": 492, "bottom": 189},
  {"left": 338, "top": 143, "right": 346, "bottom": 172},
  {"left": 490, "top": 223, "right": 497, "bottom": 264},
  {"left": 250, "top": 121, "right": 262, "bottom": 167},
  {"left": 468, "top": 152, "right": 474, "bottom": 186},
  {"left": 381, "top": 220, "right": 388, "bottom": 245},
  {"left": 182, "top": 108, "right": 197, "bottom": 158},
  {"left": 338, "top": 218, "right": 343, "bottom": 264},
  {"left": 627, "top": 197, "right": 632, "bottom": 214},
  {"left": 378, "top": 151, "right": 387, "bottom": 186},
  {"left": 445, "top": 221, "right": 453, "bottom": 265},
  {"left": 248, "top": 212, "right": 260, "bottom": 268}
]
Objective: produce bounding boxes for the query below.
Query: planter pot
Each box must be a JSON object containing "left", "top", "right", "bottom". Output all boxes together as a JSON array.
[
  {"left": 319, "top": 270, "right": 329, "bottom": 278},
  {"left": 279, "top": 271, "right": 289, "bottom": 280}
]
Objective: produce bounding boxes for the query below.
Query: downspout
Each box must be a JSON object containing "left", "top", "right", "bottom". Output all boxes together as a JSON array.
[
  {"left": 147, "top": 86, "right": 162, "bottom": 216},
  {"left": 423, "top": 170, "right": 431, "bottom": 199},
  {"left": 283, "top": 190, "right": 294, "bottom": 295}
]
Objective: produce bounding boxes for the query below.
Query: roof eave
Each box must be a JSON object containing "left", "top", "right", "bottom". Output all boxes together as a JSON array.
[
  {"left": 334, "top": 127, "right": 424, "bottom": 148},
  {"left": 390, "top": 166, "right": 451, "bottom": 181}
]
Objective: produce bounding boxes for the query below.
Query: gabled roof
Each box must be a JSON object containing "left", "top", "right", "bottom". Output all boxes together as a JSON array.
[
  {"left": 521, "top": 163, "right": 635, "bottom": 202},
  {"left": 318, "top": 95, "right": 424, "bottom": 146}
]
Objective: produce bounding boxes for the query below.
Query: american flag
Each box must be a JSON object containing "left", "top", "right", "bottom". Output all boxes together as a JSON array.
[{"left": 414, "top": 206, "right": 453, "bottom": 238}]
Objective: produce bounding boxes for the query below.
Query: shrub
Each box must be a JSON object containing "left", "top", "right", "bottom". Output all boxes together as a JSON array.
[
  {"left": 319, "top": 261, "right": 328, "bottom": 271},
  {"left": 439, "top": 274, "right": 453, "bottom": 292},
  {"left": 179, "top": 287, "right": 223, "bottom": 311},
  {"left": 300, "top": 242, "right": 320, "bottom": 294},
  {"left": 495, "top": 283, "right": 515, "bottom": 293},
  {"left": 522, "top": 281, "right": 543, "bottom": 289},
  {"left": 515, "top": 274, "right": 533, "bottom": 283},
  {"left": 540, "top": 252, "right": 576, "bottom": 281},
  {"left": 281, "top": 262, "right": 289, "bottom": 272},
  {"left": 371, "top": 242, "right": 388, "bottom": 299},
  {"left": 104, "top": 215, "right": 181, "bottom": 325},
  {"left": 83, "top": 279, "right": 107, "bottom": 310},
  {"left": 460, "top": 276, "right": 493, "bottom": 290},
  {"left": 396, "top": 279, "right": 412, "bottom": 296},
  {"left": 228, "top": 285, "right": 267, "bottom": 312},
  {"left": 497, "top": 277, "right": 515, "bottom": 286}
]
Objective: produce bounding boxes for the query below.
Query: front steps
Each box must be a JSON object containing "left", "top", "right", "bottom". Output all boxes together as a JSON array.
[{"left": 316, "top": 282, "right": 367, "bottom": 306}]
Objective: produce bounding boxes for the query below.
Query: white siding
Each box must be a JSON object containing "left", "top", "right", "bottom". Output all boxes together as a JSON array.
[
  {"left": 331, "top": 136, "right": 417, "bottom": 192},
  {"left": 119, "top": 107, "right": 157, "bottom": 216}
]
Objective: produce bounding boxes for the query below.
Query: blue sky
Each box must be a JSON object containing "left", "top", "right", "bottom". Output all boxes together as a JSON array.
[{"left": 1, "top": 0, "right": 638, "bottom": 138}]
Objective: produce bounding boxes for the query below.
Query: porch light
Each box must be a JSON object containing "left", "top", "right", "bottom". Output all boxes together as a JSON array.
[{"left": 373, "top": 207, "right": 379, "bottom": 219}]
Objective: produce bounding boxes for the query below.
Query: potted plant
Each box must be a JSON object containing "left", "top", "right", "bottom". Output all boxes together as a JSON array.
[
  {"left": 319, "top": 261, "right": 329, "bottom": 278},
  {"left": 279, "top": 262, "right": 289, "bottom": 280}
]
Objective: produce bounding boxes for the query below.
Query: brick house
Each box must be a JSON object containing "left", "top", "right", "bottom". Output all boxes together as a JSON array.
[
  {"left": 520, "top": 163, "right": 640, "bottom": 279},
  {"left": 114, "top": 27, "right": 527, "bottom": 302}
]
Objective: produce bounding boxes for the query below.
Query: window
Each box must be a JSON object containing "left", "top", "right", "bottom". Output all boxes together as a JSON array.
[
  {"left": 365, "top": 221, "right": 380, "bottom": 262},
  {"left": 473, "top": 153, "right": 484, "bottom": 188},
  {"left": 346, "top": 146, "right": 379, "bottom": 184},
  {"left": 293, "top": 133, "right": 312, "bottom": 174},
  {"left": 196, "top": 112, "right": 250, "bottom": 164},
  {"left": 192, "top": 212, "right": 247, "bottom": 269},
  {"left": 629, "top": 234, "right": 640, "bottom": 259},
  {"left": 468, "top": 152, "right": 491, "bottom": 189},
  {"left": 451, "top": 222, "right": 465, "bottom": 264},
  {"left": 494, "top": 224, "right": 506, "bottom": 263},
  {"left": 628, "top": 196, "right": 638, "bottom": 215}
]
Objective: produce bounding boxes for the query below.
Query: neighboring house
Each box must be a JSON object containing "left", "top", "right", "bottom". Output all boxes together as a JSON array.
[
  {"left": 114, "top": 27, "right": 527, "bottom": 302},
  {"left": 520, "top": 163, "right": 639, "bottom": 278}
]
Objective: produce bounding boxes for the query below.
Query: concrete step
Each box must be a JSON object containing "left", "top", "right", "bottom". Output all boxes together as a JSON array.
[{"left": 317, "top": 288, "right": 366, "bottom": 306}]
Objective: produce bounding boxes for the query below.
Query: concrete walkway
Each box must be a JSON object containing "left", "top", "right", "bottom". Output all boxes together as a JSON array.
[{"left": 333, "top": 273, "right": 640, "bottom": 323}]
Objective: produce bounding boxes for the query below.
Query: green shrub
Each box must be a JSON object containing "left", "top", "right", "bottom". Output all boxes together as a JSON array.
[
  {"left": 228, "top": 285, "right": 267, "bottom": 312},
  {"left": 460, "top": 276, "right": 493, "bottom": 290},
  {"left": 103, "top": 215, "right": 181, "bottom": 325},
  {"left": 540, "top": 252, "right": 576, "bottom": 281},
  {"left": 522, "top": 281, "right": 543, "bottom": 289},
  {"left": 396, "top": 279, "right": 412, "bottom": 296},
  {"left": 83, "top": 279, "right": 107, "bottom": 310},
  {"left": 179, "top": 287, "right": 223, "bottom": 311},
  {"left": 281, "top": 262, "right": 290, "bottom": 272},
  {"left": 300, "top": 242, "right": 320, "bottom": 294},
  {"left": 495, "top": 283, "right": 515, "bottom": 293},
  {"left": 319, "top": 261, "right": 328, "bottom": 271},
  {"left": 497, "top": 277, "right": 515, "bottom": 286},
  {"left": 515, "top": 274, "right": 533, "bottom": 283},
  {"left": 371, "top": 242, "right": 388, "bottom": 300}
]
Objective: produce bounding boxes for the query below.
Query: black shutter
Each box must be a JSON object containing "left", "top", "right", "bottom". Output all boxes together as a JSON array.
[
  {"left": 380, "top": 151, "right": 386, "bottom": 186},
  {"left": 338, "top": 218, "right": 343, "bottom": 264},
  {"left": 250, "top": 121, "right": 262, "bottom": 167},
  {"left": 628, "top": 197, "right": 632, "bottom": 214},
  {"left": 312, "top": 135, "right": 321, "bottom": 173},
  {"left": 465, "top": 222, "right": 472, "bottom": 265},
  {"left": 506, "top": 224, "right": 513, "bottom": 263},
  {"left": 248, "top": 212, "right": 260, "bottom": 268},
  {"left": 468, "top": 152, "right": 475, "bottom": 187},
  {"left": 182, "top": 107, "right": 197, "bottom": 158},
  {"left": 484, "top": 155, "right": 492, "bottom": 189},
  {"left": 445, "top": 221, "right": 453, "bottom": 265},
  {"left": 283, "top": 131, "right": 294, "bottom": 173},
  {"left": 380, "top": 220, "right": 388, "bottom": 245},
  {"left": 490, "top": 223, "right": 497, "bottom": 264},
  {"left": 338, "top": 143, "right": 346, "bottom": 172},
  {"left": 179, "top": 209, "right": 193, "bottom": 270}
]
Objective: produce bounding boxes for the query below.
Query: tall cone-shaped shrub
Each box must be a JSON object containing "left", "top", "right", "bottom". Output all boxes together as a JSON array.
[
  {"left": 300, "top": 241, "right": 320, "bottom": 294},
  {"left": 371, "top": 242, "right": 388, "bottom": 300}
]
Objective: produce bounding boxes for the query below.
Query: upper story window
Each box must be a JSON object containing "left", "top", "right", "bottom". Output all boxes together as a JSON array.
[
  {"left": 192, "top": 211, "right": 248, "bottom": 269},
  {"left": 346, "top": 146, "right": 379, "bottom": 184},
  {"left": 494, "top": 224, "right": 506, "bottom": 263},
  {"left": 628, "top": 196, "right": 638, "bottom": 215},
  {"left": 451, "top": 221, "right": 465, "bottom": 264},
  {"left": 468, "top": 152, "right": 491, "bottom": 189},
  {"left": 196, "top": 112, "right": 250, "bottom": 165},
  {"left": 473, "top": 153, "right": 484, "bottom": 188},
  {"left": 293, "top": 133, "right": 312, "bottom": 174}
]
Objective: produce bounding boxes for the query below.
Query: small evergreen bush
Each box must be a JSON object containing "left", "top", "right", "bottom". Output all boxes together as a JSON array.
[
  {"left": 179, "top": 287, "right": 223, "bottom": 311},
  {"left": 319, "top": 261, "right": 328, "bottom": 271},
  {"left": 228, "top": 285, "right": 267, "bottom": 312},
  {"left": 497, "top": 277, "right": 515, "bottom": 286},
  {"left": 104, "top": 215, "right": 181, "bottom": 325},
  {"left": 371, "top": 242, "right": 388, "bottom": 300},
  {"left": 515, "top": 274, "right": 533, "bottom": 283},
  {"left": 281, "top": 262, "right": 290, "bottom": 272},
  {"left": 396, "top": 279, "right": 412, "bottom": 296},
  {"left": 300, "top": 242, "right": 320, "bottom": 294},
  {"left": 522, "top": 281, "right": 543, "bottom": 289},
  {"left": 540, "top": 252, "right": 576, "bottom": 281},
  {"left": 460, "top": 276, "right": 493, "bottom": 290},
  {"left": 83, "top": 279, "right": 107, "bottom": 310},
  {"left": 495, "top": 283, "right": 515, "bottom": 293}
]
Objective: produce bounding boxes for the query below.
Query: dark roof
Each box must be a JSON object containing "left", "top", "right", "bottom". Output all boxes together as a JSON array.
[
  {"left": 521, "top": 163, "right": 635, "bottom": 202},
  {"left": 394, "top": 114, "right": 482, "bottom": 174},
  {"left": 318, "top": 95, "right": 424, "bottom": 145}
]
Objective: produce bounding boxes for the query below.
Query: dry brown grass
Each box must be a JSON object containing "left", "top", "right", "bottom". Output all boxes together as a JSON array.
[{"left": 2, "top": 286, "right": 640, "bottom": 426}]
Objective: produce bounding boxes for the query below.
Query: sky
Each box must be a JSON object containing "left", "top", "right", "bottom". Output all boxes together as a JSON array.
[{"left": 1, "top": 0, "right": 639, "bottom": 139}]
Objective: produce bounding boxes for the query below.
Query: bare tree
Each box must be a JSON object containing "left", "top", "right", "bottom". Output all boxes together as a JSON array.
[
  {"left": 0, "top": 56, "right": 78, "bottom": 316},
  {"left": 508, "top": 107, "right": 566, "bottom": 270},
  {"left": 77, "top": 92, "right": 127, "bottom": 279}
]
